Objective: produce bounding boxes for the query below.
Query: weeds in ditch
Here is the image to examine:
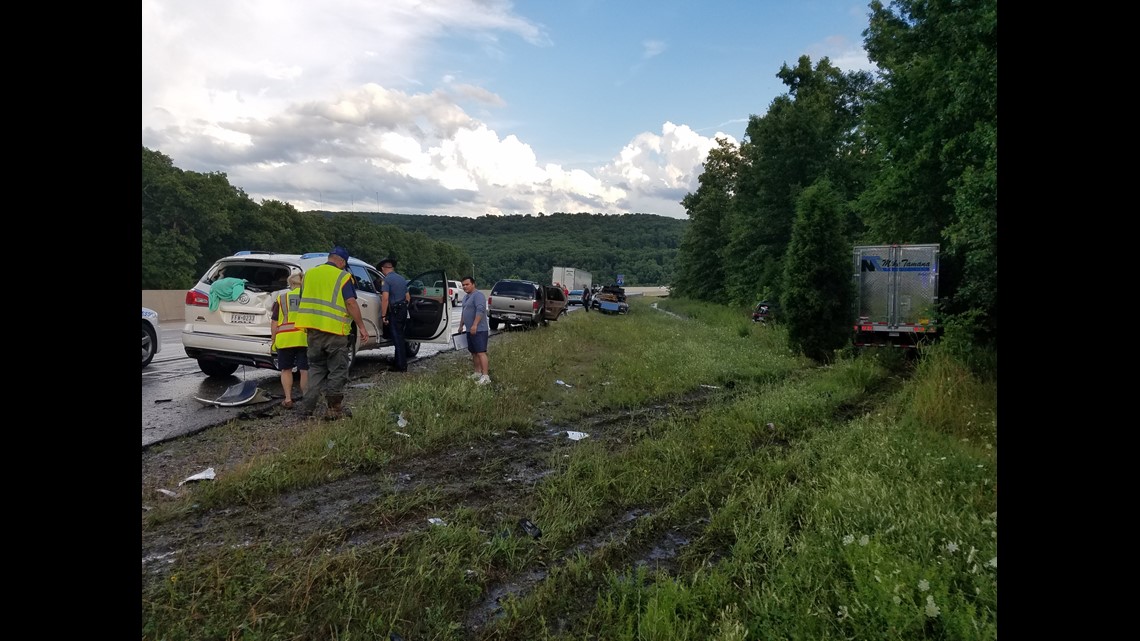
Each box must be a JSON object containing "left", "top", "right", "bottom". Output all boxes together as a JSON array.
[{"left": 143, "top": 295, "right": 997, "bottom": 641}]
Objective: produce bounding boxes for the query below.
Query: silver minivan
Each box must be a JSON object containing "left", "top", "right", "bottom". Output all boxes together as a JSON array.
[{"left": 182, "top": 251, "right": 453, "bottom": 377}]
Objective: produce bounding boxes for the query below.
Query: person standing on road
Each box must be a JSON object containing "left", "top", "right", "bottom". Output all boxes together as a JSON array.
[
  {"left": 270, "top": 272, "right": 309, "bottom": 409},
  {"left": 581, "top": 286, "right": 591, "bottom": 312},
  {"left": 294, "top": 246, "right": 369, "bottom": 420},
  {"left": 458, "top": 276, "right": 491, "bottom": 385},
  {"left": 378, "top": 257, "right": 411, "bottom": 372}
]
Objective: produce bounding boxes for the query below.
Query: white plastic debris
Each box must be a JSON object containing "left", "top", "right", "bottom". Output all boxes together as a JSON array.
[
  {"left": 394, "top": 431, "right": 411, "bottom": 438},
  {"left": 555, "top": 379, "right": 573, "bottom": 387},
  {"left": 156, "top": 488, "right": 178, "bottom": 498},
  {"left": 178, "top": 467, "right": 216, "bottom": 486},
  {"left": 700, "top": 384, "right": 720, "bottom": 389},
  {"left": 428, "top": 517, "right": 446, "bottom": 526},
  {"left": 565, "top": 431, "right": 590, "bottom": 441}
]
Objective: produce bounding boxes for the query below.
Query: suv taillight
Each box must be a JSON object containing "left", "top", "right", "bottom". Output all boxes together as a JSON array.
[
  {"left": 186, "top": 290, "right": 209, "bottom": 307},
  {"left": 488, "top": 296, "right": 493, "bottom": 306},
  {"left": 449, "top": 288, "right": 454, "bottom": 296},
  {"left": 532, "top": 300, "right": 539, "bottom": 312}
]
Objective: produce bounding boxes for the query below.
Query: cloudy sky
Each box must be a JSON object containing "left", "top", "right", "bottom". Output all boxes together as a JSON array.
[{"left": 142, "top": 0, "right": 875, "bottom": 220}]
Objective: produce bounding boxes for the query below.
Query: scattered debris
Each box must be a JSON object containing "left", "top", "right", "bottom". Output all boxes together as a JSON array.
[
  {"left": 154, "top": 398, "right": 173, "bottom": 403},
  {"left": 193, "top": 381, "right": 272, "bottom": 406},
  {"left": 700, "top": 384, "right": 720, "bottom": 389},
  {"left": 178, "top": 467, "right": 216, "bottom": 486},
  {"left": 565, "top": 431, "right": 589, "bottom": 441},
  {"left": 519, "top": 518, "right": 542, "bottom": 539},
  {"left": 555, "top": 379, "right": 574, "bottom": 388},
  {"left": 156, "top": 488, "right": 178, "bottom": 498},
  {"left": 428, "top": 517, "right": 446, "bottom": 526},
  {"left": 394, "top": 431, "right": 411, "bottom": 438}
]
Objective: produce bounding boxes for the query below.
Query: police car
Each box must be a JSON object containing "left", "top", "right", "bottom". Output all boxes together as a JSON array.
[
  {"left": 142, "top": 307, "right": 162, "bottom": 368},
  {"left": 181, "top": 251, "right": 454, "bottom": 378}
]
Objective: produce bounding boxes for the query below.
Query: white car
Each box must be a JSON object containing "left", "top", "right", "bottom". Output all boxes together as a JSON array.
[
  {"left": 437, "top": 279, "right": 466, "bottom": 307},
  {"left": 142, "top": 307, "right": 163, "bottom": 368},
  {"left": 181, "top": 251, "right": 454, "bottom": 378}
]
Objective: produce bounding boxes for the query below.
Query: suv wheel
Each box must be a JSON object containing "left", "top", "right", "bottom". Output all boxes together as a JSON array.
[
  {"left": 199, "top": 359, "right": 239, "bottom": 378},
  {"left": 142, "top": 322, "right": 157, "bottom": 368},
  {"left": 406, "top": 341, "right": 421, "bottom": 357}
]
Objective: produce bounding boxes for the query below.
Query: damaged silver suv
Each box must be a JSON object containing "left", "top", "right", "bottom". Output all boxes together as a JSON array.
[{"left": 181, "top": 251, "right": 454, "bottom": 377}]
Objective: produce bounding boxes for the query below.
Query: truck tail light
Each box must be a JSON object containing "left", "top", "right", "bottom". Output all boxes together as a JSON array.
[
  {"left": 186, "top": 290, "right": 209, "bottom": 307},
  {"left": 533, "top": 300, "right": 540, "bottom": 312}
]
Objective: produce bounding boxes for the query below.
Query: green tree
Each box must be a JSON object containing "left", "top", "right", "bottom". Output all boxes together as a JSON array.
[
  {"left": 674, "top": 137, "right": 739, "bottom": 300},
  {"left": 725, "top": 56, "right": 872, "bottom": 307},
  {"left": 858, "top": 0, "right": 998, "bottom": 343},
  {"left": 781, "top": 179, "right": 853, "bottom": 362}
]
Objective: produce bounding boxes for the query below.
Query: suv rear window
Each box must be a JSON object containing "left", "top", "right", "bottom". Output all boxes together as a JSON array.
[
  {"left": 491, "top": 280, "right": 538, "bottom": 298},
  {"left": 205, "top": 261, "right": 293, "bottom": 293}
]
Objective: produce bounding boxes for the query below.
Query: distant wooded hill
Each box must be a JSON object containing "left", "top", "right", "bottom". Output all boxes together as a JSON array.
[
  {"left": 333, "top": 211, "right": 687, "bottom": 287},
  {"left": 142, "top": 146, "right": 685, "bottom": 289}
]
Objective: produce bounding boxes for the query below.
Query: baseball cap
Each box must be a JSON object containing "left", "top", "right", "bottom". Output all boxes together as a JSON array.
[{"left": 330, "top": 246, "right": 350, "bottom": 261}]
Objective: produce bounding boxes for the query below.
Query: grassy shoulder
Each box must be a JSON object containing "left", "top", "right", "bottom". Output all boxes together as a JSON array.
[{"left": 142, "top": 296, "right": 997, "bottom": 641}]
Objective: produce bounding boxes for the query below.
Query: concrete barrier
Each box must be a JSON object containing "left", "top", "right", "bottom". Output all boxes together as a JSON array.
[{"left": 142, "top": 291, "right": 187, "bottom": 322}]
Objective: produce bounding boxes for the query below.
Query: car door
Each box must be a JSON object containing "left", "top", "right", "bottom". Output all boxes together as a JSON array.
[
  {"left": 543, "top": 285, "right": 568, "bottom": 320},
  {"left": 404, "top": 269, "right": 452, "bottom": 343}
]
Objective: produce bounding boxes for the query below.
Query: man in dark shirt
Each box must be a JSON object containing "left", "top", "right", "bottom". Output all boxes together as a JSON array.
[{"left": 379, "top": 257, "right": 411, "bottom": 372}]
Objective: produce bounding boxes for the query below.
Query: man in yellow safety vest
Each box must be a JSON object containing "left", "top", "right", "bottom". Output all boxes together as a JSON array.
[
  {"left": 294, "top": 246, "right": 369, "bottom": 419},
  {"left": 271, "top": 271, "right": 309, "bottom": 409}
]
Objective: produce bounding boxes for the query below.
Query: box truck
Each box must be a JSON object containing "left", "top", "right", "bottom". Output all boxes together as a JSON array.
[
  {"left": 852, "top": 244, "right": 940, "bottom": 348},
  {"left": 551, "top": 266, "right": 592, "bottom": 292}
]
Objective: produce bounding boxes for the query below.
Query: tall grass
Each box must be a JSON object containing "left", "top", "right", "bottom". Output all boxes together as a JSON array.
[{"left": 143, "top": 296, "right": 997, "bottom": 640}]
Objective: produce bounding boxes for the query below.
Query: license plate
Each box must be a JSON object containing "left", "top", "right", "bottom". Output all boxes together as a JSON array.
[
  {"left": 231, "top": 313, "right": 256, "bottom": 324},
  {"left": 504, "top": 314, "right": 519, "bottom": 320}
]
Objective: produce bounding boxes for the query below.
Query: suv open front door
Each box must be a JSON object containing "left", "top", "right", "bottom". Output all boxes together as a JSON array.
[
  {"left": 406, "top": 270, "right": 453, "bottom": 342},
  {"left": 542, "top": 285, "right": 568, "bottom": 320}
]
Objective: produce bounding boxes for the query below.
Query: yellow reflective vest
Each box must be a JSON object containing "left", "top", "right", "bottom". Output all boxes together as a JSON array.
[
  {"left": 295, "top": 263, "right": 353, "bottom": 336},
  {"left": 273, "top": 288, "right": 308, "bottom": 349}
]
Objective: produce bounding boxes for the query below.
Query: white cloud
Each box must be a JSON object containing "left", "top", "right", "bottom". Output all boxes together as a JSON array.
[{"left": 141, "top": 1, "right": 744, "bottom": 218}]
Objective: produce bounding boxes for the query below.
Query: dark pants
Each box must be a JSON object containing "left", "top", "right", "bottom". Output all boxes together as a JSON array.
[
  {"left": 298, "top": 329, "right": 350, "bottom": 414},
  {"left": 389, "top": 304, "right": 409, "bottom": 370}
]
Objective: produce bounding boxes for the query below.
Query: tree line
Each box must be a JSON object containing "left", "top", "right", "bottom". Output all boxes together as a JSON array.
[
  {"left": 142, "top": 147, "right": 687, "bottom": 290},
  {"left": 672, "top": 0, "right": 996, "bottom": 357}
]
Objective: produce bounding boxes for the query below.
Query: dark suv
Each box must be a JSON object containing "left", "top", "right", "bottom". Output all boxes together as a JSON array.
[{"left": 488, "top": 279, "right": 568, "bottom": 329}]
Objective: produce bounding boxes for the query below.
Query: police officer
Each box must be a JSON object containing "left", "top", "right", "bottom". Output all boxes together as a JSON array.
[
  {"left": 378, "top": 257, "right": 411, "bottom": 372},
  {"left": 294, "top": 246, "right": 369, "bottom": 419}
]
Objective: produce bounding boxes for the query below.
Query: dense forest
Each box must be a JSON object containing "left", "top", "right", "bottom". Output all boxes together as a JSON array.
[
  {"left": 672, "top": 0, "right": 996, "bottom": 349},
  {"left": 141, "top": 148, "right": 686, "bottom": 290},
  {"left": 142, "top": 0, "right": 995, "bottom": 351},
  {"left": 348, "top": 211, "right": 684, "bottom": 287}
]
